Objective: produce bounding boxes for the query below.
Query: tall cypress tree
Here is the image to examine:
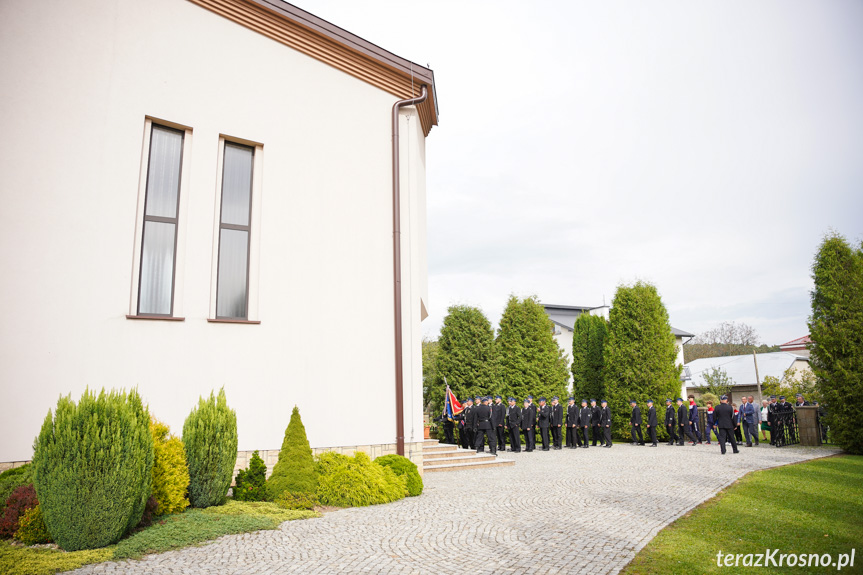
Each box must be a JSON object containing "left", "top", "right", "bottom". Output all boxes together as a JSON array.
[
  {"left": 433, "top": 305, "right": 498, "bottom": 403},
  {"left": 571, "top": 313, "right": 608, "bottom": 401},
  {"left": 809, "top": 232, "right": 863, "bottom": 454},
  {"left": 603, "top": 282, "right": 681, "bottom": 440},
  {"left": 497, "top": 295, "right": 569, "bottom": 402}
]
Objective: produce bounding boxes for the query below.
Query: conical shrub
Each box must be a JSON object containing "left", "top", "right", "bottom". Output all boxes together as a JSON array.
[
  {"left": 266, "top": 406, "right": 317, "bottom": 500},
  {"left": 150, "top": 418, "right": 190, "bottom": 515},
  {"left": 183, "top": 389, "right": 238, "bottom": 508},
  {"left": 32, "top": 388, "right": 153, "bottom": 550}
]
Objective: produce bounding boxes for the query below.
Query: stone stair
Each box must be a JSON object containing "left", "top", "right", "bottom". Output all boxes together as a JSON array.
[{"left": 422, "top": 439, "right": 515, "bottom": 472}]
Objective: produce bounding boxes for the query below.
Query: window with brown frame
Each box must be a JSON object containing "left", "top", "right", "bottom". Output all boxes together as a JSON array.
[
  {"left": 215, "top": 142, "right": 255, "bottom": 319},
  {"left": 137, "top": 124, "right": 184, "bottom": 316}
]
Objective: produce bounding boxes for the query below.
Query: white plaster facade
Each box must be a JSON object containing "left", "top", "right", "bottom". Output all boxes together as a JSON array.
[{"left": 0, "top": 0, "right": 434, "bottom": 462}]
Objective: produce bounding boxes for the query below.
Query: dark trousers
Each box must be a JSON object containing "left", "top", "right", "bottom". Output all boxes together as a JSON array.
[
  {"left": 566, "top": 426, "right": 577, "bottom": 447},
  {"left": 691, "top": 422, "right": 702, "bottom": 442},
  {"left": 496, "top": 426, "right": 507, "bottom": 450},
  {"left": 679, "top": 424, "right": 695, "bottom": 444},
  {"left": 667, "top": 424, "right": 677, "bottom": 444},
  {"left": 582, "top": 426, "right": 590, "bottom": 446},
  {"left": 523, "top": 427, "right": 535, "bottom": 451},
  {"left": 475, "top": 427, "right": 496, "bottom": 453},
  {"left": 718, "top": 428, "right": 739, "bottom": 454},
  {"left": 467, "top": 429, "right": 476, "bottom": 450},
  {"left": 539, "top": 426, "right": 550, "bottom": 449},
  {"left": 603, "top": 426, "right": 612, "bottom": 446},
  {"left": 743, "top": 421, "right": 755, "bottom": 445},
  {"left": 593, "top": 424, "right": 604, "bottom": 445},
  {"left": 459, "top": 426, "right": 469, "bottom": 448},
  {"left": 647, "top": 425, "right": 657, "bottom": 445},
  {"left": 551, "top": 426, "right": 561, "bottom": 448},
  {"left": 734, "top": 425, "right": 743, "bottom": 442},
  {"left": 508, "top": 425, "right": 521, "bottom": 451},
  {"left": 631, "top": 425, "right": 644, "bottom": 444},
  {"left": 443, "top": 423, "right": 455, "bottom": 444}
]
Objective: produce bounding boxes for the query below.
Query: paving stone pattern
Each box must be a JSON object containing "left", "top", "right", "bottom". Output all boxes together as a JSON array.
[{"left": 69, "top": 444, "right": 840, "bottom": 575}]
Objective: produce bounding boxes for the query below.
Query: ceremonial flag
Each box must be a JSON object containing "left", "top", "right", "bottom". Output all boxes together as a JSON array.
[{"left": 444, "top": 380, "right": 463, "bottom": 421}]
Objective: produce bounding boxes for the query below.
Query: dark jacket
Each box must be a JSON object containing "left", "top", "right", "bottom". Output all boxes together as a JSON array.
[
  {"left": 566, "top": 404, "right": 578, "bottom": 426},
  {"left": 521, "top": 405, "right": 536, "bottom": 430},
  {"left": 538, "top": 405, "right": 551, "bottom": 428},
  {"left": 473, "top": 404, "right": 493, "bottom": 430},
  {"left": 706, "top": 409, "right": 716, "bottom": 428},
  {"left": 601, "top": 406, "right": 611, "bottom": 426},
  {"left": 492, "top": 403, "right": 506, "bottom": 427},
  {"left": 630, "top": 406, "right": 642, "bottom": 425},
  {"left": 665, "top": 405, "right": 676, "bottom": 426},
  {"left": 688, "top": 403, "right": 698, "bottom": 424},
  {"left": 646, "top": 406, "right": 657, "bottom": 427},
  {"left": 465, "top": 406, "right": 476, "bottom": 430},
  {"left": 677, "top": 404, "right": 688, "bottom": 427},
  {"left": 591, "top": 405, "right": 602, "bottom": 425},
  {"left": 578, "top": 406, "right": 591, "bottom": 426},
  {"left": 507, "top": 405, "right": 522, "bottom": 428},
  {"left": 714, "top": 402, "right": 736, "bottom": 429},
  {"left": 551, "top": 404, "right": 563, "bottom": 426}
]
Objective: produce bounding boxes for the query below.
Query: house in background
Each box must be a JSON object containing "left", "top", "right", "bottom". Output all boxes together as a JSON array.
[
  {"left": 541, "top": 304, "right": 693, "bottom": 386},
  {"left": 683, "top": 352, "right": 811, "bottom": 404},
  {"left": 779, "top": 335, "right": 812, "bottom": 358},
  {"left": 0, "top": 0, "right": 438, "bottom": 469}
]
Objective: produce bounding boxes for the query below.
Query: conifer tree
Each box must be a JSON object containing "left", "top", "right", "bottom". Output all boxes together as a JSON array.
[
  {"left": 432, "top": 305, "right": 499, "bottom": 403},
  {"left": 183, "top": 388, "right": 237, "bottom": 508},
  {"left": 809, "top": 232, "right": 863, "bottom": 454},
  {"left": 266, "top": 406, "right": 318, "bottom": 500},
  {"left": 603, "top": 282, "right": 681, "bottom": 440},
  {"left": 571, "top": 313, "right": 608, "bottom": 401},
  {"left": 497, "top": 295, "right": 569, "bottom": 401}
]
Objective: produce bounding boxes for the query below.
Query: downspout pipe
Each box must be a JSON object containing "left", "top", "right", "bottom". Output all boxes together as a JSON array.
[{"left": 392, "top": 85, "right": 428, "bottom": 457}]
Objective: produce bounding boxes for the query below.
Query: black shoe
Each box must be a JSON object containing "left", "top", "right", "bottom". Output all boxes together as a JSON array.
[
  {"left": 733, "top": 450, "right": 740, "bottom": 454},
  {"left": 582, "top": 445, "right": 589, "bottom": 449},
  {"left": 604, "top": 444, "right": 612, "bottom": 448}
]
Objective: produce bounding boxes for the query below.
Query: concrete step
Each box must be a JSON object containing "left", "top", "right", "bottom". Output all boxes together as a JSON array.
[
  {"left": 423, "top": 457, "right": 515, "bottom": 472},
  {"left": 424, "top": 449, "right": 483, "bottom": 460},
  {"left": 422, "top": 443, "right": 459, "bottom": 453}
]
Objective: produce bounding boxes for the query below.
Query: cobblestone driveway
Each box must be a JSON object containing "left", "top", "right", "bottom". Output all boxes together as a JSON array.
[{"left": 70, "top": 444, "right": 839, "bottom": 575}]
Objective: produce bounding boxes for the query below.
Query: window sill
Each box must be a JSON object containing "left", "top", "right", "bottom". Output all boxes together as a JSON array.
[
  {"left": 207, "top": 318, "right": 261, "bottom": 324},
  {"left": 126, "top": 315, "right": 185, "bottom": 321}
]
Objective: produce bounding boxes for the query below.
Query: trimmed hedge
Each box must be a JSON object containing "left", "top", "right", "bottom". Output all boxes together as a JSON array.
[
  {"left": 373, "top": 455, "right": 423, "bottom": 497},
  {"left": 267, "top": 407, "right": 317, "bottom": 500},
  {"left": 316, "top": 452, "right": 406, "bottom": 507},
  {"left": 32, "top": 389, "right": 153, "bottom": 550},
  {"left": 0, "top": 465, "right": 32, "bottom": 515},
  {"left": 183, "top": 389, "right": 238, "bottom": 508},
  {"left": 150, "top": 419, "right": 190, "bottom": 515}
]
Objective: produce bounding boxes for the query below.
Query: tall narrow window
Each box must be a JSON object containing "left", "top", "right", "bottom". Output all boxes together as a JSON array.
[
  {"left": 138, "top": 124, "right": 184, "bottom": 315},
  {"left": 216, "top": 142, "right": 254, "bottom": 319}
]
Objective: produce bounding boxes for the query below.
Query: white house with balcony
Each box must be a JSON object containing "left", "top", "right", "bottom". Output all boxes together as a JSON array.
[{"left": 0, "top": 0, "right": 438, "bottom": 469}]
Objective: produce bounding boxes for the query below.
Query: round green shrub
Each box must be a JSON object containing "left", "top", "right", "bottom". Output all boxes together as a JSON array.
[
  {"left": 316, "top": 452, "right": 406, "bottom": 507},
  {"left": 234, "top": 451, "right": 267, "bottom": 502},
  {"left": 14, "top": 505, "right": 52, "bottom": 545},
  {"left": 150, "top": 419, "right": 190, "bottom": 515},
  {"left": 275, "top": 491, "right": 318, "bottom": 510},
  {"left": 373, "top": 455, "right": 423, "bottom": 497},
  {"left": 0, "top": 464, "right": 32, "bottom": 514},
  {"left": 266, "top": 407, "right": 317, "bottom": 501},
  {"left": 32, "top": 388, "right": 153, "bottom": 550},
  {"left": 183, "top": 389, "right": 238, "bottom": 508}
]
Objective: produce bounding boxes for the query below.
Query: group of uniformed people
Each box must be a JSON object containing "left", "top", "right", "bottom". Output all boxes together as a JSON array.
[{"left": 442, "top": 395, "right": 614, "bottom": 454}]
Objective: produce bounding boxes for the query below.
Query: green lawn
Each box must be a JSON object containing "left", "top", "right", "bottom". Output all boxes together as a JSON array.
[
  {"left": 623, "top": 454, "right": 863, "bottom": 574},
  {"left": 0, "top": 501, "right": 319, "bottom": 575}
]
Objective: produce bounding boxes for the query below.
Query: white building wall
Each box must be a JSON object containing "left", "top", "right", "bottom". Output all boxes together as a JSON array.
[{"left": 0, "top": 0, "right": 426, "bottom": 461}]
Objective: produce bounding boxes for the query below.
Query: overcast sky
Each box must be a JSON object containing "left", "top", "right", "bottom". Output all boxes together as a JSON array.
[{"left": 307, "top": 0, "right": 863, "bottom": 347}]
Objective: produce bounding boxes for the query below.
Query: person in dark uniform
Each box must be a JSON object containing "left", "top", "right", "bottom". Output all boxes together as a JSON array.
[
  {"left": 565, "top": 397, "right": 578, "bottom": 448},
  {"left": 795, "top": 393, "right": 810, "bottom": 407},
  {"left": 493, "top": 395, "right": 507, "bottom": 451},
  {"left": 630, "top": 400, "right": 644, "bottom": 445},
  {"left": 437, "top": 411, "right": 455, "bottom": 444},
  {"left": 590, "top": 399, "right": 603, "bottom": 446},
  {"left": 775, "top": 395, "right": 793, "bottom": 445},
  {"left": 767, "top": 395, "right": 778, "bottom": 445},
  {"left": 714, "top": 395, "right": 740, "bottom": 455},
  {"left": 521, "top": 398, "right": 536, "bottom": 452},
  {"left": 600, "top": 399, "right": 612, "bottom": 448},
  {"left": 457, "top": 398, "right": 471, "bottom": 449},
  {"left": 473, "top": 396, "right": 497, "bottom": 455},
  {"left": 506, "top": 397, "right": 522, "bottom": 452},
  {"left": 665, "top": 399, "right": 677, "bottom": 445},
  {"left": 677, "top": 397, "right": 695, "bottom": 445},
  {"left": 550, "top": 396, "right": 563, "bottom": 449},
  {"left": 645, "top": 399, "right": 658, "bottom": 446},
  {"left": 468, "top": 398, "right": 479, "bottom": 450},
  {"left": 537, "top": 397, "right": 551, "bottom": 451},
  {"left": 578, "top": 399, "right": 591, "bottom": 448}
]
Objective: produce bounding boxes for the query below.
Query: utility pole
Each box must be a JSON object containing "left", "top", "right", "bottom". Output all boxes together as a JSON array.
[{"left": 753, "top": 351, "right": 762, "bottom": 399}]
